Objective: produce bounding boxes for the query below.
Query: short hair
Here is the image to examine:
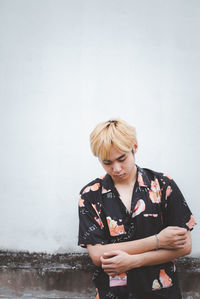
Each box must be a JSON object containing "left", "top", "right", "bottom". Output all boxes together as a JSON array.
[{"left": 90, "top": 119, "right": 137, "bottom": 160}]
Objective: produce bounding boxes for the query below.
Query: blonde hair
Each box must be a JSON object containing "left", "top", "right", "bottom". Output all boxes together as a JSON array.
[{"left": 90, "top": 119, "right": 137, "bottom": 160}]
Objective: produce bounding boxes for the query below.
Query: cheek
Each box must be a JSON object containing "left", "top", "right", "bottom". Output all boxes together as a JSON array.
[
  {"left": 102, "top": 164, "right": 111, "bottom": 173},
  {"left": 125, "top": 158, "right": 135, "bottom": 170},
  {"left": 126, "top": 163, "right": 132, "bottom": 171}
]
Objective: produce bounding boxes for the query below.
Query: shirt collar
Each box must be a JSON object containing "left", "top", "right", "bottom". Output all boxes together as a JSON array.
[
  {"left": 102, "top": 165, "right": 151, "bottom": 190},
  {"left": 102, "top": 173, "right": 114, "bottom": 191},
  {"left": 136, "top": 165, "right": 151, "bottom": 188}
]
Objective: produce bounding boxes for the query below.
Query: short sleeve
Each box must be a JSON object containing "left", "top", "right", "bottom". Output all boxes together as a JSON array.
[
  {"left": 163, "top": 176, "right": 196, "bottom": 231},
  {"left": 78, "top": 194, "right": 108, "bottom": 248}
]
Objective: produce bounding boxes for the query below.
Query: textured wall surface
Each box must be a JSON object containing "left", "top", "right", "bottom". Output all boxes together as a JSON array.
[
  {"left": 0, "top": 0, "right": 199, "bottom": 255},
  {"left": 0, "top": 252, "right": 199, "bottom": 298}
]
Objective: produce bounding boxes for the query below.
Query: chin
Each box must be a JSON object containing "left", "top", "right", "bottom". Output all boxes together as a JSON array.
[{"left": 114, "top": 174, "right": 127, "bottom": 180}]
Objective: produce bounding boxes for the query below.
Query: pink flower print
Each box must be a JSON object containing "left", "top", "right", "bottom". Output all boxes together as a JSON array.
[
  {"left": 159, "top": 269, "right": 173, "bottom": 288},
  {"left": 102, "top": 187, "right": 111, "bottom": 194},
  {"left": 94, "top": 216, "right": 104, "bottom": 229},
  {"left": 106, "top": 217, "right": 125, "bottom": 236},
  {"left": 138, "top": 172, "right": 147, "bottom": 187},
  {"left": 165, "top": 186, "right": 172, "bottom": 200},
  {"left": 90, "top": 183, "right": 100, "bottom": 191},
  {"left": 79, "top": 197, "right": 85, "bottom": 207},
  {"left": 82, "top": 186, "right": 91, "bottom": 194},
  {"left": 149, "top": 179, "right": 161, "bottom": 203},
  {"left": 152, "top": 279, "right": 161, "bottom": 290},
  {"left": 132, "top": 200, "right": 146, "bottom": 218},
  {"left": 82, "top": 183, "right": 100, "bottom": 194},
  {"left": 92, "top": 204, "right": 98, "bottom": 214},
  {"left": 186, "top": 215, "right": 196, "bottom": 230},
  {"left": 143, "top": 213, "right": 158, "bottom": 217},
  {"left": 163, "top": 174, "right": 173, "bottom": 180},
  {"left": 109, "top": 273, "right": 127, "bottom": 287},
  {"left": 95, "top": 289, "right": 100, "bottom": 299},
  {"left": 92, "top": 204, "right": 104, "bottom": 229}
]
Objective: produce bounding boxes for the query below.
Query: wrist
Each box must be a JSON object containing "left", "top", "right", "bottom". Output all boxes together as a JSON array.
[
  {"left": 129, "top": 254, "right": 142, "bottom": 269},
  {"left": 155, "top": 234, "right": 159, "bottom": 250}
]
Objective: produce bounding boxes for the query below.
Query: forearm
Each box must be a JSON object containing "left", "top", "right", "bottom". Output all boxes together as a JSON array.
[
  {"left": 101, "top": 245, "right": 191, "bottom": 276},
  {"left": 100, "top": 231, "right": 191, "bottom": 276},
  {"left": 87, "top": 235, "right": 157, "bottom": 266},
  {"left": 131, "top": 233, "right": 191, "bottom": 268},
  {"left": 136, "top": 248, "right": 187, "bottom": 268},
  {"left": 88, "top": 227, "right": 189, "bottom": 267}
]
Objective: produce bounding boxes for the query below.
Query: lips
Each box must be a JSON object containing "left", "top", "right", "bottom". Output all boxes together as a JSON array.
[{"left": 114, "top": 173, "right": 125, "bottom": 178}]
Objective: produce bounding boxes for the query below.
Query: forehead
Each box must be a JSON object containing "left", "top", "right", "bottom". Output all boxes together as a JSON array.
[{"left": 103, "top": 145, "right": 127, "bottom": 161}]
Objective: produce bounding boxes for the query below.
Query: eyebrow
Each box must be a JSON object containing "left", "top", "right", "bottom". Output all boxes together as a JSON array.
[{"left": 103, "top": 154, "right": 126, "bottom": 163}]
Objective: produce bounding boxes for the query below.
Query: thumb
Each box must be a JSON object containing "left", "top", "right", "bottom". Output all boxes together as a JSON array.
[{"left": 103, "top": 250, "right": 120, "bottom": 258}]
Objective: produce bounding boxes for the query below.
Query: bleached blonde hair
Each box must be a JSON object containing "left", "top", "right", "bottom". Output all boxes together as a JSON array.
[{"left": 90, "top": 119, "right": 137, "bottom": 160}]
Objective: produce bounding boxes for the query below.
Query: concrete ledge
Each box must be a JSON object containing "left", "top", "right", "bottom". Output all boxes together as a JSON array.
[{"left": 0, "top": 251, "right": 200, "bottom": 298}]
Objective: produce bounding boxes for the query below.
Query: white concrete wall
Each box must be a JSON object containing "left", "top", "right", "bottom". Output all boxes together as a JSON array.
[{"left": 0, "top": 0, "right": 199, "bottom": 255}]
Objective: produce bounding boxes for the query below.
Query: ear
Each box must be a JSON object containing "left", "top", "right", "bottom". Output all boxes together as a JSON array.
[{"left": 133, "top": 142, "right": 138, "bottom": 153}]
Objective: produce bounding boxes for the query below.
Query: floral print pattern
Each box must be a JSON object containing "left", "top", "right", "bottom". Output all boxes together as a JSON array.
[
  {"left": 159, "top": 269, "right": 173, "bottom": 288},
  {"left": 109, "top": 273, "right": 127, "bottom": 287},
  {"left": 106, "top": 216, "right": 125, "bottom": 236},
  {"left": 152, "top": 269, "right": 173, "bottom": 291},
  {"left": 152, "top": 279, "right": 161, "bottom": 290},
  {"left": 149, "top": 178, "right": 161, "bottom": 203},
  {"left": 131, "top": 199, "right": 146, "bottom": 218},
  {"left": 165, "top": 185, "right": 172, "bottom": 200},
  {"left": 186, "top": 215, "right": 196, "bottom": 230},
  {"left": 95, "top": 289, "right": 100, "bottom": 299},
  {"left": 82, "top": 183, "right": 100, "bottom": 194},
  {"left": 78, "top": 197, "right": 85, "bottom": 207},
  {"left": 143, "top": 213, "right": 158, "bottom": 217}
]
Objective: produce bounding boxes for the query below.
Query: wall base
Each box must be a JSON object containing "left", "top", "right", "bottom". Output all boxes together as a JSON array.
[{"left": 0, "top": 251, "right": 199, "bottom": 298}]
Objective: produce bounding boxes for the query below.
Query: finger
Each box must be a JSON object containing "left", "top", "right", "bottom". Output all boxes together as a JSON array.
[
  {"left": 102, "top": 264, "right": 114, "bottom": 270},
  {"left": 106, "top": 271, "right": 117, "bottom": 276},
  {"left": 103, "top": 250, "right": 121, "bottom": 258},
  {"left": 172, "top": 244, "right": 185, "bottom": 249},
  {"left": 177, "top": 244, "right": 185, "bottom": 248},
  {"left": 173, "top": 227, "right": 187, "bottom": 233},
  {"left": 105, "top": 269, "right": 118, "bottom": 276},
  {"left": 170, "top": 226, "right": 187, "bottom": 231},
  {"left": 175, "top": 240, "right": 187, "bottom": 246},
  {"left": 175, "top": 238, "right": 187, "bottom": 243},
  {"left": 173, "top": 238, "right": 186, "bottom": 245},
  {"left": 169, "top": 227, "right": 187, "bottom": 235},
  {"left": 176, "top": 237, "right": 187, "bottom": 243},
  {"left": 101, "top": 256, "right": 115, "bottom": 265},
  {"left": 176, "top": 230, "right": 187, "bottom": 236}
]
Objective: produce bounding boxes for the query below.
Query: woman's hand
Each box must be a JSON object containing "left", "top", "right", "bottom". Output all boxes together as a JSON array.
[
  {"left": 158, "top": 226, "right": 188, "bottom": 249},
  {"left": 100, "top": 250, "right": 140, "bottom": 276}
]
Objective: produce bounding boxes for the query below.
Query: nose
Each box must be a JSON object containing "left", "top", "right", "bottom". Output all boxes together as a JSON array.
[{"left": 112, "top": 162, "right": 122, "bottom": 174}]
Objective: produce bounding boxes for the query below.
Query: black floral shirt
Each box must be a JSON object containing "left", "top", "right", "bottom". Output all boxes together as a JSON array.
[{"left": 78, "top": 166, "right": 196, "bottom": 299}]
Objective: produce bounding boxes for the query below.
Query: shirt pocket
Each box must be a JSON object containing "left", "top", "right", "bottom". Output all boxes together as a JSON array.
[{"left": 140, "top": 206, "right": 164, "bottom": 236}]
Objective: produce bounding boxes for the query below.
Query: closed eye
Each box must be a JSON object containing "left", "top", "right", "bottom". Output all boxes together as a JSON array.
[
  {"left": 117, "top": 154, "right": 127, "bottom": 162},
  {"left": 102, "top": 154, "right": 127, "bottom": 165},
  {"left": 103, "top": 161, "right": 112, "bottom": 165},
  {"left": 118, "top": 157, "right": 126, "bottom": 162}
]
